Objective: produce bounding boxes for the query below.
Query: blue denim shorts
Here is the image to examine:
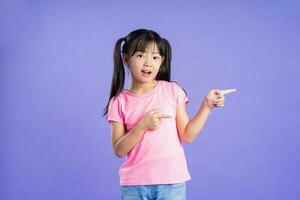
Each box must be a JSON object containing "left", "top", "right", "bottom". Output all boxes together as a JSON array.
[{"left": 120, "top": 182, "right": 186, "bottom": 200}]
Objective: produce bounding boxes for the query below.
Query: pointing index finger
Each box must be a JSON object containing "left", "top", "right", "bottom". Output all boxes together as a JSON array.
[
  {"left": 158, "top": 114, "right": 173, "bottom": 119},
  {"left": 220, "top": 89, "right": 237, "bottom": 95}
]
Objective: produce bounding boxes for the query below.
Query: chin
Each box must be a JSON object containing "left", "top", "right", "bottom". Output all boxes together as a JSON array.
[{"left": 135, "top": 78, "right": 156, "bottom": 84}]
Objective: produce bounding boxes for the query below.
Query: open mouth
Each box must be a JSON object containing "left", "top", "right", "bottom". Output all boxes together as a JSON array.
[{"left": 141, "top": 69, "right": 152, "bottom": 77}]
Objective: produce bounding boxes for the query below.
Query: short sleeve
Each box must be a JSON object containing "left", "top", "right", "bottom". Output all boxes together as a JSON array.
[
  {"left": 107, "top": 97, "right": 124, "bottom": 124},
  {"left": 172, "top": 81, "right": 189, "bottom": 107}
]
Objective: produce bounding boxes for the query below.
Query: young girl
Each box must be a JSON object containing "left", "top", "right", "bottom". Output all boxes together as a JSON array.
[{"left": 103, "top": 29, "right": 236, "bottom": 200}]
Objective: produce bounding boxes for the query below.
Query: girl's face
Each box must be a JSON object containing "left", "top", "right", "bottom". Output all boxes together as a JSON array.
[{"left": 123, "top": 42, "right": 164, "bottom": 84}]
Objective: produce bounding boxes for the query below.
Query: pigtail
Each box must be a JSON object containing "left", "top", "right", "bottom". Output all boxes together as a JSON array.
[
  {"left": 156, "top": 38, "right": 171, "bottom": 82},
  {"left": 103, "top": 29, "right": 173, "bottom": 117},
  {"left": 102, "top": 38, "right": 125, "bottom": 116}
]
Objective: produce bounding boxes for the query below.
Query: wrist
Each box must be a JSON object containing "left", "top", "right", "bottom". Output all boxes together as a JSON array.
[
  {"left": 136, "top": 122, "right": 147, "bottom": 132},
  {"left": 203, "top": 98, "right": 213, "bottom": 111}
]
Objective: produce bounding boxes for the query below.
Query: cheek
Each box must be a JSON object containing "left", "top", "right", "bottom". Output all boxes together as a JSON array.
[
  {"left": 131, "top": 68, "right": 141, "bottom": 75},
  {"left": 156, "top": 64, "right": 163, "bottom": 72},
  {"left": 154, "top": 59, "right": 162, "bottom": 66},
  {"left": 128, "top": 61, "right": 141, "bottom": 70},
  {"left": 157, "top": 61, "right": 164, "bottom": 68}
]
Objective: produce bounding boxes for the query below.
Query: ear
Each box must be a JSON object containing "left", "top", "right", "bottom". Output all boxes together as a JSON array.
[{"left": 122, "top": 53, "right": 128, "bottom": 66}]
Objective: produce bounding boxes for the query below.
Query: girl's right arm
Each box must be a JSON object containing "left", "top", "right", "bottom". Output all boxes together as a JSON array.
[
  {"left": 111, "top": 121, "right": 146, "bottom": 158},
  {"left": 111, "top": 108, "right": 171, "bottom": 158}
]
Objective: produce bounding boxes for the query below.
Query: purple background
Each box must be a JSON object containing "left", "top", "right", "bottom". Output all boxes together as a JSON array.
[{"left": 1, "top": 1, "right": 299, "bottom": 199}]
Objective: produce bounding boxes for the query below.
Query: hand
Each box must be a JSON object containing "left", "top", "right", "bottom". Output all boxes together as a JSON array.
[
  {"left": 138, "top": 108, "right": 172, "bottom": 130},
  {"left": 205, "top": 89, "right": 237, "bottom": 109}
]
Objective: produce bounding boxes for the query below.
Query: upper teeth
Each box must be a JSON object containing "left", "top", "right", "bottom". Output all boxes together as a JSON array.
[{"left": 142, "top": 70, "right": 151, "bottom": 72}]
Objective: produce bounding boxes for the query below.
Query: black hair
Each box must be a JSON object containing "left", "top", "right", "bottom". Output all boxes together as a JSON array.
[{"left": 102, "top": 29, "right": 172, "bottom": 116}]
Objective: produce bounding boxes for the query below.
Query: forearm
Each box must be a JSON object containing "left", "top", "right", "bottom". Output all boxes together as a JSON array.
[
  {"left": 114, "top": 123, "right": 146, "bottom": 158},
  {"left": 184, "top": 99, "right": 212, "bottom": 143}
]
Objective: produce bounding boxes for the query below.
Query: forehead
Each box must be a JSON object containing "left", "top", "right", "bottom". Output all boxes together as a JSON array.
[{"left": 137, "top": 42, "right": 159, "bottom": 53}]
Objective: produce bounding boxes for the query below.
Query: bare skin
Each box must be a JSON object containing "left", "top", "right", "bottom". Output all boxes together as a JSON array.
[
  {"left": 111, "top": 42, "right": 237, "bottom": 157},
  {"left": 177, "top": 89, "right": 237, "bottom": 144}
]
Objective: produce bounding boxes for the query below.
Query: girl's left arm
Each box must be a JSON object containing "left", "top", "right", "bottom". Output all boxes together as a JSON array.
[
  {"left": 176, "top": 88, "right": 235, "bottom": 143},
  {"left": 176, "top": 99, "right": 212, "bottom": 144}
]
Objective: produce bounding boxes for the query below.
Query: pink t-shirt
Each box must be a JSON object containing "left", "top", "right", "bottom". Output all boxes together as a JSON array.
[{"left": 107, "top": 80, "right": 191, "bottom": 185}]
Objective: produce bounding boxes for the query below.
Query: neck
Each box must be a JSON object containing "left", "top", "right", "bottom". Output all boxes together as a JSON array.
[{"left": 129, "top": 80, "right": 158, "bottom": 94}]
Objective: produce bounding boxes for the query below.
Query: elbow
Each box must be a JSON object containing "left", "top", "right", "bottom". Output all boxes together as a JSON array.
[
  {"left": 114, "top": 151, "right": 124, "bottom": 158},
  {"left": 182, "top": 131, "right": 196, "bottom": 144},
  {"left": 183, "top": 137, "right": 194, "bottom": 144},
  {"left": 182, "top": 134, "right": 194, "bottom": 144},
  {"left": 114, "top": 148, "right": 126, "bottom": 158},
  {"left": 181, "top": 125, "right": 194, "bottom": 144},
  {"left": 113, "top": 142, "right": 125, "bottom": 158},
  {"left": 115, "top": 154, "right": 124, "bottom": 158}
]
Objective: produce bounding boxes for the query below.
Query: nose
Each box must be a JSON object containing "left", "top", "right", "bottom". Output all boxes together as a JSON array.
[{"left": 143, "top": 55, "right": 152, "bottom": 67}]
